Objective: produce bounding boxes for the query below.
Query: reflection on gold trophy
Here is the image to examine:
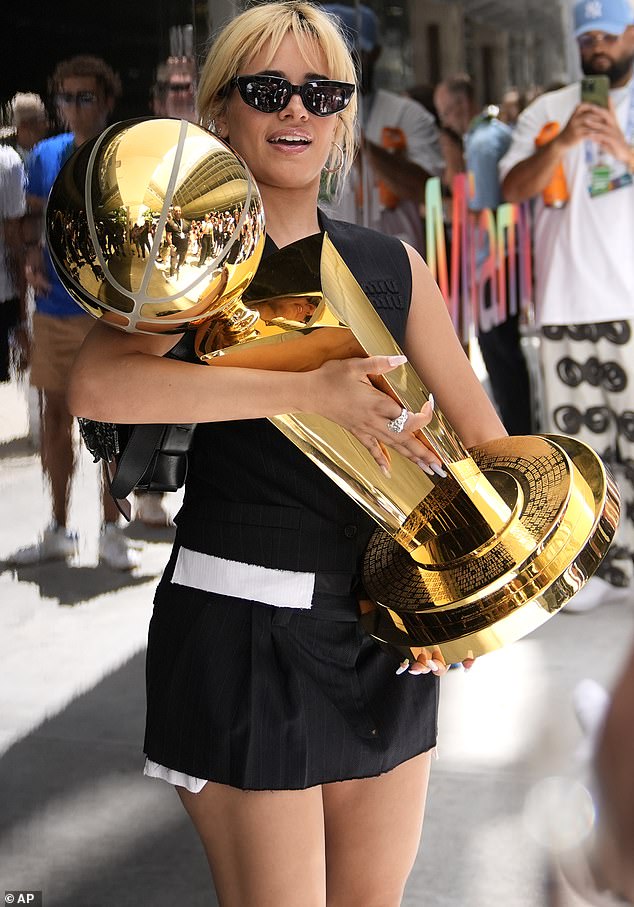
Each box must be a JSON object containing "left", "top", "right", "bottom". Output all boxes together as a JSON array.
[
  {"left": 46, "top": 119, "right": 619, "bottom": 664},
  {"left": 196, "top": 232, "right": 619, "bottom": 664}
]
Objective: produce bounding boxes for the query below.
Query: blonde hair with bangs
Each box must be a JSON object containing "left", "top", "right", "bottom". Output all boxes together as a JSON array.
[{"left": 197, "top": 1, "right": 358, "bottom": 181}]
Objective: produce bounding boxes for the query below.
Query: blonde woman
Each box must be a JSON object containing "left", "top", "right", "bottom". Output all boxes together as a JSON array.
[{"left": 68, "top": 2, "right": 505, "bottom": 904}]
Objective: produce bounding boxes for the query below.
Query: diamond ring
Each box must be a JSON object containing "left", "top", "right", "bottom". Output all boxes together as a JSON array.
[{"left": 387, "top": 407, "right": 409, "bottom": 434}]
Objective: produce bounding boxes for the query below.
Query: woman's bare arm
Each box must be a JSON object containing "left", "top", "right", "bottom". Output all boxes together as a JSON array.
[
  {"left": 68, "top": 321, "right": 311, "bottom": 424},
  {"left": 67, "top": 319, "right": 443, "bottom": 472},
  {"left": 401, "top": 243, "right": 507, "bottom": 449}
]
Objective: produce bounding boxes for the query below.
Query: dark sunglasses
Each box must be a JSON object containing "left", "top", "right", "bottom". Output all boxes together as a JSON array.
[
  {"left": 229, "top": 74, "right": 355, "bottom": 116},
  {"left": 577, "top": 32, "right": 620, "bottom": 50},
  {"left": 56, "top": 91, "right": 98, "bottom": 107}
]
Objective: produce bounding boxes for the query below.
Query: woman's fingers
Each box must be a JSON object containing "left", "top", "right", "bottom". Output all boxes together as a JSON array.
[
  {"left": 310, "top": 356, "right": 446, "bottom": 473},
  {"left": 358, "top": 434, "right": 391, "bottom": 477},
  {"left": 361, "top": 353, "right": 408, "bottom": 375},
  {"left": 407, "top": 647, "right": 449, "bottom": 677},
  {"left": 378, "top": 397, "right": 446, "bottom": 473}
]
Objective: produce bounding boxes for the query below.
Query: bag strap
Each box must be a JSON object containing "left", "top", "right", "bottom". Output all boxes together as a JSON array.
[{"left": 109, "top": 423, "right": 166, "bottom": 500}]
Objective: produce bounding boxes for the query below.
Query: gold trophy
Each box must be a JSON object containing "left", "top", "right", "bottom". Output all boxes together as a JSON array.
[{"left": 47, "top": 118, "right": 619, "bottom": 664}]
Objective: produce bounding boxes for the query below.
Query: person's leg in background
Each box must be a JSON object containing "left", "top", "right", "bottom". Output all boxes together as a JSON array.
[
  {"left": 540, "top": 320, "right": 634, "bottom": 610},
  {"left": 477, "top": 257, "right": 533, "bottom": 436},
  {"left": 8, "top": 313, "right": 82, "bottom": 564},
  {"left": 99, "top": 466, "right": 141, "bottom": 570},
  {"left": 8, "top": 312, "right": 139, "bottom": 569},
  {"left": 478, "top": 313, "right": 532, "bottom": 435},
  {"left": 0, "top": 297, "right": 21, "bottom": 383},
  {"left": 133, "top": 490, "right": 172, "bottom": 527},
  {"left": 177, "top": 243, "right": 187, "bottom": 274}
]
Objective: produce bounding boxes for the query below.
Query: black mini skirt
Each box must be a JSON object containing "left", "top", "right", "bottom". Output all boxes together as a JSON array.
[{"left": 143, "top": 545, "right": 440, "bottom": 791}]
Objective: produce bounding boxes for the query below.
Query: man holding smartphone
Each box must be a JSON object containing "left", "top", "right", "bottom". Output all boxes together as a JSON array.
[{"left": 500, "top": 0, "right": 634, "bottom": 611}]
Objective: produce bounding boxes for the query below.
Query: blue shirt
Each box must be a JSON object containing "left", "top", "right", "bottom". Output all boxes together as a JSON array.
[
  {"left": 465, "top": 117, "right": 513, "bottom": 268},
  {"left": 465, "top": 117, "right": 512, "bottom": 212},
  {"left": 27, "top": 133, "right": 84, "bottom": 317}
]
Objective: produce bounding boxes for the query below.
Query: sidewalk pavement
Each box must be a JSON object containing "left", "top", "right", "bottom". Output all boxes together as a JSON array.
[{"left": 1, "top": 377, "right": 632, "bottom": 907}]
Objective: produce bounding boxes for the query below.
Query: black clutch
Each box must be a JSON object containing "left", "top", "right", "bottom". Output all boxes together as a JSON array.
[
  {"left": 76, "top": 334, "right": 199, "bottom": 519},
  {"left": 78, "top": 419, "right": 196, "bottom": 519}
]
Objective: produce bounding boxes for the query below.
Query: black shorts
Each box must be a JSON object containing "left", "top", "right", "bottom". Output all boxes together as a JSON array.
[{"left": 143, "top": 545, "right": 440, "bottom": 791}]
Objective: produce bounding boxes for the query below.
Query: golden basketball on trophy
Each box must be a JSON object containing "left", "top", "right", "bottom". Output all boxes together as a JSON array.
[{"left": 46, "top": 116, "right": 265, "bottom": 333}]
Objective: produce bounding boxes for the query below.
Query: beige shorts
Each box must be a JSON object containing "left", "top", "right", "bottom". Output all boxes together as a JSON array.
[{"left": 30, "top": 311, "right": 94, "bottom": 395}]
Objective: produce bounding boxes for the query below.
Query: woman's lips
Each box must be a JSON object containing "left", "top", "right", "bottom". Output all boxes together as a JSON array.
[{"left": 267, "top": 131, "right": 312, "bottom": 152}]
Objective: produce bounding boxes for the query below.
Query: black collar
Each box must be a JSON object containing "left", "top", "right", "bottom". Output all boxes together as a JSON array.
[{"left": 263, "top": 209, "right": 333, "bottom": 258}]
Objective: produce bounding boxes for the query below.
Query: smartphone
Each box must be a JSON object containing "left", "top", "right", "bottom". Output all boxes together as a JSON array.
[{"left": 581, "top": 75, "right": 610, "bottom": 108}]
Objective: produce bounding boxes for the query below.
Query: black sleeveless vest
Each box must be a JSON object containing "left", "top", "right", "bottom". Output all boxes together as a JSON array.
[{"left": 175, "top": 214, "right": 412, "bottom": 577}]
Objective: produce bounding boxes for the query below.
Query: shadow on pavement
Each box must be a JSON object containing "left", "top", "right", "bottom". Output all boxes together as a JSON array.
[
  {"left": 123, "top": 520, "right": 176, "bottom": 544},
  {"left": 0, "top": 437, "right": 36, "bottom": 459},
  {"left": 0, "top": 652, "right": 217, "bottom": 907},
  {"left": 0, "top": 562, "right": 158, "bottom": 606}
]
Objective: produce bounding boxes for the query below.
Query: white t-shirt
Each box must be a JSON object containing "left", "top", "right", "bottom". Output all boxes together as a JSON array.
[
  {"left": 324, "top": 89, "right": 444, "bottom": 251},
  {"left": 0, "top": 145, "right": 26, "bottom": 303},
  {"left": 499, "top": 80, "right": 634, "bottom": 326}
]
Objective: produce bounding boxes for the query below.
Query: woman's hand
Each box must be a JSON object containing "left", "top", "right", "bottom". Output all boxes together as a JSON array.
[
  {"left": 403, "top": 647, "right": 475, "bottom": 676},
  {"left": 358, "top": 599, "right": 476, "bottom": 674},
  {"left": 305, "top": 354, "right": 445, "bottom": 477}
]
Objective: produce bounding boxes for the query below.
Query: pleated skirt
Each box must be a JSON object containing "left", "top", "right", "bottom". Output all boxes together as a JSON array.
[{"left": 143, "top": 546, "right": 440, "bottom": 791}]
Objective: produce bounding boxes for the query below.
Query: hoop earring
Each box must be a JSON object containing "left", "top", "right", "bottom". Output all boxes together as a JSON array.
[{"left": 323, "top": 142, "right": 344, "bottom": 174}]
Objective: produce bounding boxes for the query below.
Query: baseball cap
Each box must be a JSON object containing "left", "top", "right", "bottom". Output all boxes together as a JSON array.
[
  {"left": 573, "top": 0, "right": 634, "bottom": 37},
  {"left": 11, "top": 92, "right": 46, "bottom": 126},
  {"left": 322, "top": 3, "right": 379, "bottom": 52}
]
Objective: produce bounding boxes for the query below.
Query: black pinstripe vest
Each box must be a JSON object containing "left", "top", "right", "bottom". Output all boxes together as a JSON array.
[{"left": 175, "top": 213, "right": 412, "bottom": 577}]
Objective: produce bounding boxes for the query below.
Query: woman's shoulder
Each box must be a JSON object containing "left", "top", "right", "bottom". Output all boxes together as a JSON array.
[{"left": 320, "top": 214, "right": 407, "bottom": 255}]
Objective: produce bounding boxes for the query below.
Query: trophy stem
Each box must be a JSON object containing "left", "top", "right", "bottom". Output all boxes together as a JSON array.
[{"left": 196, "top": 298, "right": 261, "bottom": 353}]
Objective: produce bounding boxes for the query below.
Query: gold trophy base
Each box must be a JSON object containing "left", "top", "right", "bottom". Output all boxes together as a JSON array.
[{"left": 360, "top": 434, "right": 620, "bottom": 664}]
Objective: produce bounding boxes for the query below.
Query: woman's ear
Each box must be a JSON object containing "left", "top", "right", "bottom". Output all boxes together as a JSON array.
[{"left": 214, "top": 111, "right": 229, "bottom": 139}]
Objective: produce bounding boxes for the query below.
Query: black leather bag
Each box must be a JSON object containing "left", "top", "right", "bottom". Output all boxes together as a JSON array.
[
  {"left": 77, "top": 335, "right": 198, "bottom": 519},
  {"left": 78, "top": 418, "right": 196, "bottom": 519},
  {"left": 108, "top": 422, "right": 196, "bottom": 498}
]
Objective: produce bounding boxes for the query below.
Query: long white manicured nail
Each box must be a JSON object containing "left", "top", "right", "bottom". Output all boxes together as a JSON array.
[
  {"left": 417, "top": 460, "right": 435, "bottom": 475},
  {"left": 428, "top": 392, "right": 435, "bottom": 411},
  {"left": 427, "top": 660, "right": 441, "bottom": 672},
  {"left": 396, "top": 660, "right": 410, "bottom": 675},
  {"left": 409, "top": 665, "right": 432, "bottom": 675},
  {"left": 388, "top": 355, "right": 407, "bottom": 366},
  {"left": 430, "top": 463, "right": 447, "bottom": 478}
]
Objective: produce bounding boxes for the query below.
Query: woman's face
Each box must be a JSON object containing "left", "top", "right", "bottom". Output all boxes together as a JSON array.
[
  {"left": 256, "top": 295, "right": 317, "bottom": 324},
  {"left": 217, "top": 33, "right": 339, "bottom": 195}
]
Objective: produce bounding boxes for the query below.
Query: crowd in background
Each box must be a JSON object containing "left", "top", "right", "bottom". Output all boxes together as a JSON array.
[{"left": 1, "top": 1, "right": 634, "bottom": 901}]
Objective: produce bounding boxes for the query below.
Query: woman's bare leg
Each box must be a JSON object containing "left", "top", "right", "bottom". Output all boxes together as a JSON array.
[
  {"left": 323, "top": 751, "right": 433, "bottom": 907},
  {"left": 177, "top": 781, "right": 327, "bottom": 907}
]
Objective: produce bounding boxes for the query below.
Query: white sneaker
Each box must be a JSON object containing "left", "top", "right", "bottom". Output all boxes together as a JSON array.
[
  {"left": 7, "top": 523, "right": 78, "bottom": 566},
  {"left": 134, "top": 493, "right": 172, "bottom": 527},
  {"left": 98, "top": 524, "right": 141, "bottom": 571}
]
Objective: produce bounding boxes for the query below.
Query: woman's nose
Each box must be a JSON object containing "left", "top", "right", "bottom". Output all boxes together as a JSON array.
[{"left": 280, "top": 92, "right": 309, "bottom": 119}]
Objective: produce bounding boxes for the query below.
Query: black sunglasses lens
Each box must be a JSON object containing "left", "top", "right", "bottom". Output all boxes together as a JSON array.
[
  {"left": 236, "top": 77, "right": 353, "bottom": 115},
  {"left": 243, "top": 77, "right": 290, "bottom": 112},
  {"left": 303, "top": 83, "right": 350, "bottom": 116}
]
